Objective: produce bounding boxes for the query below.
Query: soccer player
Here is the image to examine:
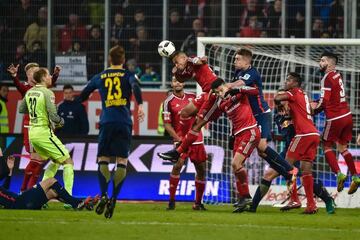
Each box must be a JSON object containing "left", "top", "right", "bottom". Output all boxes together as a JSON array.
[
  {"left": 274, "top": 89, "right": 334, "bottom": 214},
  {"left": 7, "top": 63, "right": 61, "bottom": 192},
  {"left": 312, "top": 51, "right": 359, "bottom": 194},
  {"left": 227, "top": 48, "right": 295, "bottom": 182},
  {"left": 158, "top": 51, "right": 222, "bottom": 162},
  {"left": 0, "top": 177, "right": 96, "bottom": 210},
  {"left": 163, "top": 77, "right": 207, "bottom": 210},
  {"left": 245, "top": 72, "right": 320, "bottom": 214},
  {"left": 76, "top": 45, "right": 144, "bottom": 219},
  {"left": 18, "top": 68, "right": 75, "bottom": 200},
  {"left": 211, "top": 79, "right": 261, "bottom": 212}
]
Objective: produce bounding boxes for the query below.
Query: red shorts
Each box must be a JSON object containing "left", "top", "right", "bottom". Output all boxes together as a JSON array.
[
  {"left": 195, "top": 92, "right": 222, "bottom": 122},
  {"left": 180, "top": 143, "right": 207, "bottom": 163},
  {"left": 286, "top": 134, "right": 320, "bottom": 161},
  {"left": 322, "top": 114, "right": 353, "bottom": 145},
  {"left": 233, "top": 127, "right": 261, "bottom": 158},
  {"left": 23, "top": 127, "right": 34, "bottom": 153}
]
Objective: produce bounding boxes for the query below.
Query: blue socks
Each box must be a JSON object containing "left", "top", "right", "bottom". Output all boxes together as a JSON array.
[
  {"left": 251, "top": 178, "right": 272, "bottom": 211},
  {"left": 263, "top": 146, "right": 293, "bottom": 180}
]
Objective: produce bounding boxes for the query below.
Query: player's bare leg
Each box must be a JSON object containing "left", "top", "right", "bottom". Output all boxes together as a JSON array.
[
  {"left": 232, "top": 153, "right": 252, "bottom": 213},
  {"left": 167, "top": 158, "right": 186, "bottom": 210},
  {"left": 193, "top": 161, "right": 207, "bottom": 210},
  {"left": 337, "top": 143, "right": 360, "bottom": 194},
  {"left": 158, "top": 117, "right": 207, "bottom": 162},
  {"left": 96, "top": 156, "right": 111, "bottom": 215},
  {"left": 323, "top": 141, "right": 346, "bottom": 192}
]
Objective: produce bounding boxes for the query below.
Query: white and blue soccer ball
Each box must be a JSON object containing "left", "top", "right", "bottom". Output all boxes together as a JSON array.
[{"left": 158, "top": 40, "right": 176, "bottom": 58}]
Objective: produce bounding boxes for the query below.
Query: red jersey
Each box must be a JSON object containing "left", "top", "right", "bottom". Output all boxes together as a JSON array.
[
  {"left": 174, "top": 57, "right": 218, "bottom": 93},
  {"left": 285, "top": 88, "right": 319, "bottom": 136},
  {"left": 218, "top": 87, "right": 258, "bottom": 135},
  {"left": 320, "top": 70, "right": 351, "bottom": 120},
  {"left": 163, "top": 92, "right": 203, "bottom": 144}
]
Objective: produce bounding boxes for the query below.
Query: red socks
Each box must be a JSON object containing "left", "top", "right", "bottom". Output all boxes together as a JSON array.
[
  {"left": 341, "top": 150, "right": 357, "bottom": 175},
  {"left": 21, "top": 160, "right": 42, "bottom": 192},
  {"left": 27, "top": 162, "right": 43, "bottom": 189},
  {"left": 178, "top": 130, "right": 200, "bottom": 153},
  {"left": 169, "top": 175, "right": 180, "bottom": 201},
  {"left": 302, "top": 173, "right": 316, "bottom": 207},
  {"left": 235, "top": 168, "right": 250, "bottom": 198},
  {"left": 195, "top": 180, "right": 206, "bottom": 204},
  {"left": 290, "top": 180, "right": 300, "bottom": 202},
  {"left": 324, "top": 149, "right": 340, "bottom": 174}
]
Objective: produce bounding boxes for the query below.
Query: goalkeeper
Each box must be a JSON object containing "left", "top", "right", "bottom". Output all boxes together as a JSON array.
[{"left": 18, "top": 68, "right": 74, "bottom": 198}]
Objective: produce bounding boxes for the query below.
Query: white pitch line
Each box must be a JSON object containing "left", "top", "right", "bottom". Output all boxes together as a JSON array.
[{"left": 0, "top": 218, "right": 357, "bottom": 233}]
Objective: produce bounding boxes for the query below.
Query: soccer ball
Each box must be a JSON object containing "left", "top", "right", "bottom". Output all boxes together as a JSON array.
[{"left": 158, "top": 40, "right": 176, "bottom": 58}]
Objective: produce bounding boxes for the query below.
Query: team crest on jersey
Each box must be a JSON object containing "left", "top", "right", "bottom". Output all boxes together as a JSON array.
[{"left": 242, "top": 74, "right": 251, "bottom": 80}]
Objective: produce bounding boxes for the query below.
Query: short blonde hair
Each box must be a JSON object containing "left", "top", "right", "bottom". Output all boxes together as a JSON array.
[{"left": 24, "top": 62, "right": 39, "bottom": 72}]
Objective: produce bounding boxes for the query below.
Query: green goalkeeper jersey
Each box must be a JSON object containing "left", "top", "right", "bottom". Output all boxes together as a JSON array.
[{"left": 19, "top": 84, "right": 63, "bottom": 129}]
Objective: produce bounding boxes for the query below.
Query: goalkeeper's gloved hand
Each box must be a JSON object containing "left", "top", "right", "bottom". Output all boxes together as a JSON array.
[
  {"left": 224, "top": 88, "right": 241, "bottom": 98},
  {"left": 53, "top": 117, "right": 65, "bottom": 129}
]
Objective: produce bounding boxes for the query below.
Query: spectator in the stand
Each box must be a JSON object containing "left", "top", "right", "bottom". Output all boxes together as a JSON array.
[
  {"left": 68, "top": 40, "right": 83, "bottom": 55},
  {"left": 23, "top": 6, "right": 57, "bottom": 52},
  {"left": 126, "top": 58, "right": 142, "bottom": 77},
  {"left": 239, "top": 0, "right": 265, "bottom": 31},
  {"left": 168, "top": 8, "right": 185, "bottom": 49},
  {"left": 0, "top": 83, "right": 9, "bottom": 133},
  {"left": 12, "top": 0, "right": 37, "bottom": 40},
  {"left": 129, "top": 26, "right": 156, "bottom": 70},
  {"left": 265, "top": 0, "right": 282, "bottom": 37},
  {"left": 260, "top": 30, "right": 268, "bottom": 38},
  {"left": 140, "top": 64, "right": 160, "bottom": 84},
  {"left": 314, "top": 0, "right": 333, "bottom": 25},
  {"left": 289, "top": 10, "right": 305, "bottom": 38},
  {"left": 27, "top": 41, "right": 46, "bottom": 67},
  {"left": 239, "top": 16, "right": 262, "bottom": 37},
  {"left": 181, "top": 18, "right": 204, "bottom": 56},
  {"left": 83, "top": 0, "right": 105, "bottom": 25},
  {"left": 312, "top": 18, "right": 324, "bottom": 38},
  {"left": 129, "top": 9, "right": 148, "bottom": 38},
  {"left": 87, "top": 25, "right": 104, "bottom": 78},
  {"left": 13, "top": 42, "right": 29, "bottom": 80},
  {"left": 57, "top": 84, "right": 89, "bottom": 136},
  {"left": 58, "top": 13, "right": 87, "bottom": 52},
  {"left": 328, "top": 0, "right": 344, "bottom": 38},
  {"left": 0, "top": 19, "right": 13, "bottom": 81},
  {"left": 184, "top": 0, "right": 206, "bottom": 22},
  {"left": 110, "top": 12, "right": 131, "bottom": 48}
]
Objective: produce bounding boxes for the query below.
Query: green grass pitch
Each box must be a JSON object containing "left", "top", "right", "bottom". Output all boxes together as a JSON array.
[{"left": 0, "top": 202, "right": 359, "bottom": 240}]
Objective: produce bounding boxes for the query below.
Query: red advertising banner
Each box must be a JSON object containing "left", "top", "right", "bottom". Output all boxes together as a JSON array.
[{"left": 7, "top": 89, "right": 169, "bottom": 135}]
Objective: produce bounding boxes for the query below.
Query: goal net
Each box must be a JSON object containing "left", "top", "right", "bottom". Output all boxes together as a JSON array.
[{"left": 197, "top": 38, "right": 360, "bottom": 207}]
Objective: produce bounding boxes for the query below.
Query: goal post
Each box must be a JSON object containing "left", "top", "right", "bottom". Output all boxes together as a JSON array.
[{"left": 197, "top": 37, "right": 360, "bottom": 208}]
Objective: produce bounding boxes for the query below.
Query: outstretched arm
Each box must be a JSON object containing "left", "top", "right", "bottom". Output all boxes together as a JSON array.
[
  {"left": 130, "top": 74, "right": 144, "bottom": 122},
  {"left": 76, "top": 75, "right": 98, "bottom": 103},
  {"left": 7, "top": 64, "right": 28, "bottom": 96},
  {"left": 50, "top": 65, "right": 62, "bottom": 87}
]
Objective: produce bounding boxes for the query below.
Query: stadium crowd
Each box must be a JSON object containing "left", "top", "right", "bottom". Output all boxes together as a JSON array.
[{"left": 0, "top": 0, "right": 346, "bottom": 83}]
